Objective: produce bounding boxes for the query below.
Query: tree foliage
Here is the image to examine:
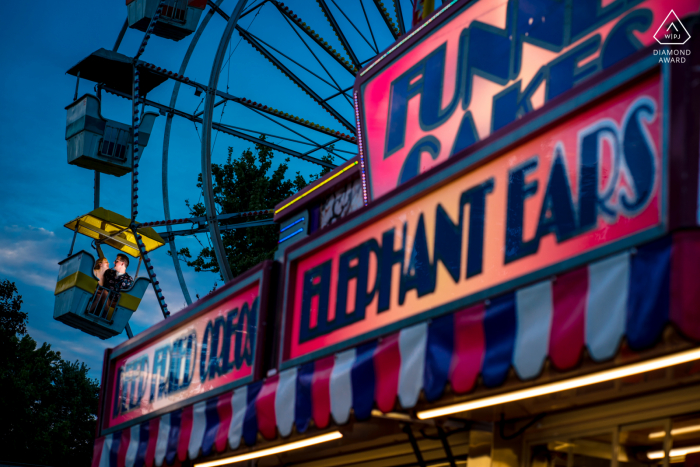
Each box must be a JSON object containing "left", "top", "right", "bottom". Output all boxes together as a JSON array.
[
  {"left": 176, "top": 140, "right": 331, "bottom": 279},
  {"left": 0, "top": 279, "right": 100, "bottom": 467}
]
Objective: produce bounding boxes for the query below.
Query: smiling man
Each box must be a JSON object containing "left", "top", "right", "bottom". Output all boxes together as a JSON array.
[{"left": 103, "top": 254, "right": 134, "bottom": 293}]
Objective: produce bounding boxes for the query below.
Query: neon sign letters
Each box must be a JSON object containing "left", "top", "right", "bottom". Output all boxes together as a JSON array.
[
  {"left": 285, "top": 74, "right": 664, "bottom": 365},
  {"left": 358, "top": 0, "right": 697, "bottom": 200}
]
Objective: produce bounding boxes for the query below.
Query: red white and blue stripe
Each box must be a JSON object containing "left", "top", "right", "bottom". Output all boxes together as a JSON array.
[{"left": 94, "top": 233, "right": 700, "bottom": 466}]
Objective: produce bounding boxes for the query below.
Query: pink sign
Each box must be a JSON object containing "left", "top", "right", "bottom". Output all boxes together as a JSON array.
[
  {"left": 358, "top": 0, "right": 698, "bottom": 201},
  {"left": 285, "top": 73, "right": 664, "bottom": 364},
  {"left": 104, "top": 281, "right": 260, "bottom": 428}
]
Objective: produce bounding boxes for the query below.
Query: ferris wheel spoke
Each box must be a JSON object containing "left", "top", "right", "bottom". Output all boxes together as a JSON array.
[
  {"left": 113, "top": 18, "right": 129, "bottom": 52},
  {"left": 340, "top": 91, "right": 354, "bottom": 109},
  {"left": 321, "top": 0, "right": 377, "bottom": 56},
  {"left": 240, "top": 0, "right": 268, "bottom": 17},
  {"left": 391, "top": 0, "right": 407, "bottom": 35},
  {"left": 217, "top": 123, "right": 321, "bottom": 146},
  {"left": 141, "top": 209, "right": 275, "bottom": 229},
  {"left": 159, "top": 219, "right": 278, "bottom": 240},
  {"left": 271, "top": 0, "right": 357, "bottom": 74},
  {"left": 223, "top": 86, "right": 355, "bottom": 142},
  {"left": 212, "top": 120, "right": 337, "bottom": 167},
  {"left": 194, "top": 98, "right": 226, "bottom": 118},
  {"left": 328, "top": 147, "right": 359, "bottom": 156},
  {"left": 206, "top": 0, "right": 231, "bottom": 20},
  {"left": 315, "top": 0, "right": 363, "bottom": 68},
  {"left": 236, "top": 26, "right": 355, "bottom": 132},
  {"left": 359, "top": 0, "right": 380, "bottom": 53},
  {"left": 302, "top": 139, "right": 348, "bottom": 162},
  {"left": 322, "top": 84, "right": 353, "bottom": 102},
  {"left": 244, "top": 113, "right": 348, "bottom": 163},
  {"left": 246, "top": 31, "right": 342, "bottom": 92},
  {"left": 371, "top": 0, "right": 402, "bottom": 39},
  {"left": 119, "top": 63, "right": 357, "bottom": 142},
  {"left": 245, "top": 106, "right": 341, "bottom": 161},
  {"left": 278, "top": 13, "right": 346, "bottom": 95}
]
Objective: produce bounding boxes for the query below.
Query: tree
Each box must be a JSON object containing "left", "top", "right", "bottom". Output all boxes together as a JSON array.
[
  {"left": 0, "top": 279, "right": 100, "bottom": 467},
  {"left": 176, "top": 139, "right": 332, "bottom": 279}
]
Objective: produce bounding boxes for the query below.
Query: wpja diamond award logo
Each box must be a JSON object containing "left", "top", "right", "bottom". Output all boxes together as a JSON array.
[{"left": 653, "top": 10, "right": 691, "bottom": 62}]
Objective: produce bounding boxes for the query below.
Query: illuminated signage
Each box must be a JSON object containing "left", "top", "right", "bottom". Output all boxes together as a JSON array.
[
  {"left": 356, "top": 0, "right": 698, "bottom": 201},
  {"left": 102, "top": 262, "right": 272, "bottom": 430},
  {"left": 282, "top": 72, "right": 665, "bottom": 366}
]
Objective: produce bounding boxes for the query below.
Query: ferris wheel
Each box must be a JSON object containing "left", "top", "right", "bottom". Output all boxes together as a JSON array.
[{"left": 55, "top": 0, "right": 419, "bottom": 339}]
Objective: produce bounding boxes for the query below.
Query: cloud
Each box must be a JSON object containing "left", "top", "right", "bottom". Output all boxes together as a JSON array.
[{"left": 0, "top": 224, "right": 64, "bottom": 291}]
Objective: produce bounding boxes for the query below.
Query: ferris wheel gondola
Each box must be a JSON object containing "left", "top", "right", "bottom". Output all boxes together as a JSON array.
[{"left": 54, "top": 208, "right": 166, "bottom": 339}]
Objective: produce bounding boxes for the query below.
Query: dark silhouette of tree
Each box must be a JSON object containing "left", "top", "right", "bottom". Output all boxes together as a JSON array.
[
  {"left": 0, "top": 279, "right": 100, "bottom": 467},
  {"left": 175, "top": 139, "right": 332, "bottom": 279}
]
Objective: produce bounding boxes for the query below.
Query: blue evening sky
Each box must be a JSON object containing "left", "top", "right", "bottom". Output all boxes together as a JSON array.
[{"left": 1, "top": 0, "right": 413, "bottom": 380}]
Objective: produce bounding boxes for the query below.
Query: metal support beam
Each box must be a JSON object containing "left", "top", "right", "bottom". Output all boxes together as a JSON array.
[
  {"left": 140, "top": 208, "right": 274, "bottom": 228},
  {"left": 437, "top": 427, "right": 457, "bottom": 467},
  {"left": 73, "top": 71, "right": 80, "bottom": 101},
  {"left": 323, "top": 84, "right": 354, "bottom": 103},
  {"left": 160, "top": 0, "right": 225, "bottom": 307},
  {"left": 158, "top": 218, "right": 277, "bottom": 240},
  {"left": 403, "top": 425, "right": 427, "bottom": 467},
  {"left": 102, "top": 86, "right": 337, "bottom": 168},
  {"left": 240, "top": 0, "right": 268, "bottom": 18},
  {"left": 392, "top": 0, "right": 406, "bottom": 35},
  {"left": 132, "top": 65, "right": 357, "bottom": 143},
  {"left": 236, "top": 27, "right": 356, "bottom": 132},
  {"left": 301, "top": 138, "right": 341, "bottom": 157},
  {"left": 94, "top": 171, "right": 100, "bottom": 209},
  {"left": 113, "top": 17, "right": 129, "bottom": 52},
  {"left": 206, "top": 0, "right": 229, "bottom": 20},
  {"left": 270, "top": 0, "right": 357, "bottom": 75},
  {"left": 202, "top": 0, "right": 249, "bottom": 283},
  {"left": 372, "top": 0, "right": 401, "bottom": 39},
  {"left": 313, "top": 0, "right": 361, "bottom": 69}
]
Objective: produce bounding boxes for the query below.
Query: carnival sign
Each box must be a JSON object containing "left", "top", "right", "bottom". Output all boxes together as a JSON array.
[
  {"left": 283, "top": 72, "right": 665, "bottom": 366},
  {"left": 102, "top": 262, "right": 272, "bottom": 431},
  {"left": 356, "top": 0, "right": 697, "bottom": 201}
]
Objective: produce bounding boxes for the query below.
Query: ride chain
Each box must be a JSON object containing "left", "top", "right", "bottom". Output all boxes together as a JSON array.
[{"left": 131, "top": 0, "right": 171, "bottom": 319}]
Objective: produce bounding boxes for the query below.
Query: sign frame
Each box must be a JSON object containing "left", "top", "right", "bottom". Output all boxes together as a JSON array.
[
  {"left": 279, "top": 53, "right": 670, "bottom": 370},
  {"left": 97, "top": 260, "right": 275, "bottom": 436},
  {"left": 352, "top": 0, "right": 697, "bottom": 204}
]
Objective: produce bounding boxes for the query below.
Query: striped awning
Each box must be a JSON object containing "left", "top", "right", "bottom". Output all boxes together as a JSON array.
[{"left": 92, "top": 232, "right": 700, "bottom": 467}]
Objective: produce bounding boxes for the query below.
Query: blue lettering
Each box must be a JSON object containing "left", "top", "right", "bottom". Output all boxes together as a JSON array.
[
  {"left": 601, "top": 9, "right": 652, "bottom": 69},
  {"left": 534, "top": 145, "right": 578, "bottom": 243},
  {"left": 200, "top": 321, "right": 213, "bottom": 383},
  {"left": 208, "top": 317, "right": 225, "bottom": 380},
  {"left": 546, "top": 36, "right": 601, "bottom": 101},
  {"left": 461, "top": 179, "right": 495, "bottom": 278},
  {"left": 151, "top": 345, "right": 169, "bottom": 401},
  {"left": 378, "top": 223, "right": 407, "bottom": 313},
  {"left": 336, "top": 240, "right": 380, "bottom": 327},
  {"left": 299, "top": 261, "right": 333, "bottom": 343},
  {"left": 222, "top": 308, "right": 239, "bottom": 373},
  {"left": 505, "top": 158, "right": 539, "bottom": 263},
  {"left": 399, "top": 136, "right": 441, "bottom": 184},
  {"left": 578, "top": 121, "right": 620, "bottom": 228},
  {"left": 620, "top": 97, "right": 657, "bottom": 213},
  {"left": 400, "top": 214, "right": 433, "bottom": 303}
]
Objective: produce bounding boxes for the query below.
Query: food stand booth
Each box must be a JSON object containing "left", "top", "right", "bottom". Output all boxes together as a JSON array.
[{"left": 91, "top": 0, "right": 700, "bottom": 465}]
